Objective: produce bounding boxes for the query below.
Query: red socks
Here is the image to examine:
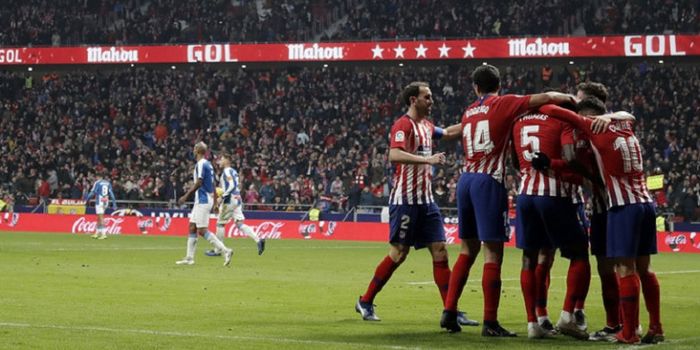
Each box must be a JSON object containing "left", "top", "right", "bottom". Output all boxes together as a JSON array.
[
  {"left": 433, "top": 260, "right": 451, "bottom": 306},
  {"left": 639, "top": 272, "right": 662, "bottom": 331},
  {"left": 574, "top": 259, "right": 591, "bottom": 310},
  {"left": 599, "top": 272, "right": 621, "bottom": 327},
  {"left": 444, "top": 254, "right": 475, "bottom": 311},
  {"left": 520, "top": 269, "right": 537, "bottom": 322},
  {"left": 619, "top": 274, "right": 641, "bottom": 340},
  {"left": 360, "top": 255, "right": 399, "bottom": 303},
  {"left": 563, "top": 259, "right": 589, "bottom": 312},
  {"left": 535, "top": 262, "right": 551, "bottom": 317},
  {"left": 483, "top": 262, "right": 502, "bottom": 322}
]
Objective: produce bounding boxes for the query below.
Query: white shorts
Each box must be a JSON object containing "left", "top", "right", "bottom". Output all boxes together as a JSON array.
[
  {"left": 95, "top": 203, "right": 106, "bottom": 215},
  {"left": 190, "top": 203, "right": 213, "bottom": 229},
  {"left": 218, "top": 199, "right": 245, "bottom": 225}
]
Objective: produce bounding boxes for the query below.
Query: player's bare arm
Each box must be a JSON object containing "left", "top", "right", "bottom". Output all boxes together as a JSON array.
[
  {"left": 439, "top": 123, "right": 463, "bottom": 141},
  {"left": 178, "top": 178, "right": 202, "bottom": 205},
  {"left": 389, "top": 148, "right": 445, "bottom": 165}
]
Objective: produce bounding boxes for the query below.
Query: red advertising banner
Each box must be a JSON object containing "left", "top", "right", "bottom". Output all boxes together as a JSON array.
[
  {"left": 1, "top": 213, "right": 699, "bottom": 253},
  {"left": 0, "top": 35, "right": 698, "bottom": 65}
]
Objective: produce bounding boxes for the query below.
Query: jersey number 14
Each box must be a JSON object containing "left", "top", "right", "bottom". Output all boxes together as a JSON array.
[{"left": 463, "top": 120, "right": 495, "bottom": 157}]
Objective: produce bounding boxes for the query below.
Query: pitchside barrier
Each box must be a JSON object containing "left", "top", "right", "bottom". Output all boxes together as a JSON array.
[{"left": 1, "top": 213, "right": 698, "bottom": 254}]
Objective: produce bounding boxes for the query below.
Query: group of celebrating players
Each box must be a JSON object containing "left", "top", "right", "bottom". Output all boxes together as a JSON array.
[{"left": 355, "top": 64, "right": 663, "bottom": 345}]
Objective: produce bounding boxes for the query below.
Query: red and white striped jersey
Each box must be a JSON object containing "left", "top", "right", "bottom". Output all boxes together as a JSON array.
[
  {"left": 540, "top": 105, "right": 653, "bottom": 208},
  {"left": 570, "top": 131, "right": 608, "bottom": 212},
  {"left": 461, "top": 94, "right": 531, "bottom": 182},
  {"left": 512, "top": 112, "right": 576, "bottom": 197},
  {"left": 388, "top": 115, "right": 435, "bottom": 205}
]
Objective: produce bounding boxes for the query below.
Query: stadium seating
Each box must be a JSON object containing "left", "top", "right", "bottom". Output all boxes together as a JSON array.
[
  {"left": 0, "top": 0, "right": 696, "bottom": 46},
  {"left": 0, "top": 62, "right": 698, "bottom": 220}
]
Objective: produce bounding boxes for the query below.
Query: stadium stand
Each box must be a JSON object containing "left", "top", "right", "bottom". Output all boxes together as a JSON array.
[
  {"left": 0, "top": 0, "right": 697, "bottom": 46},
  {"left": 1, "top": 62, "right": 698, "bottom": 220}
]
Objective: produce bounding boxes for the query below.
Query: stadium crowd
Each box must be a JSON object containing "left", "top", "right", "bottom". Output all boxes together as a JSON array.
[
  {"left": 0, "top": 61, "right": 698, "bottom": 220},
  {"left": 335, "top": 0, "right": 699, "bottom": 40},
  {"left": 1, "top": 0, "right": 697, "bottom": 46}
]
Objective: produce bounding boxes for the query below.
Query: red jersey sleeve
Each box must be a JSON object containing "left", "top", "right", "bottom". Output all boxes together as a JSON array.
[
  {"left": 560, "top": 122, "right": 575, "bottom": 146},
  {"left": 497, "top": 94, "right": 531, "bottom": 123},
  {"left": 539, "top": 105, "right": 593, "bottom": 137},
  {"left": 389, "top": 118, "right": 412, "bottom": 150}
]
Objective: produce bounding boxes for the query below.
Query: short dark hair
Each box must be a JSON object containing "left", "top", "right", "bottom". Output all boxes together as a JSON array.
[
  {"left": 576, "top": 82, "right": 608, "bottom": 103},
  {"left": 577, "top": 96, "right": 607, "bottom": 116},
  {"left": 400, "top": 81, "right": 429, "bottom": 106},
  {"left": 471, "top": 65, "right": 500, "bottom": 93}
]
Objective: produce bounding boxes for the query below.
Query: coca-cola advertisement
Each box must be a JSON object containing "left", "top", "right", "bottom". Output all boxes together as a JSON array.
[
  {"left": 71, "top": 217, "right": 125, "bottom": 235},
  {"left": 0, "top": 213, "right": 698, "bottom": 254}
]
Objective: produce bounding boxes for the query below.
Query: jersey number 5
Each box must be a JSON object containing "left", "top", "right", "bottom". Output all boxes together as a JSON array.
[
  {"left": 520, "top": 125, "right": 540, "bottom": 161},
  {"left": 463, "top": 120, "right": 495, "bottom": 157}
]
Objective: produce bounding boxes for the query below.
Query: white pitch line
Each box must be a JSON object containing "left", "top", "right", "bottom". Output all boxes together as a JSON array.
[
  {"left": 406, "top": 269, "right": 700, "bottom": 286},
  {"left": 0, "top": 322, "right": 422, "bottom": 350}
]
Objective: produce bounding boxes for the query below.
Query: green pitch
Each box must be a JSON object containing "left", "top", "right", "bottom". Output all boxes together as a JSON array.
[{"left": 1, "top": 232, "right": 698, "bottom": 349}]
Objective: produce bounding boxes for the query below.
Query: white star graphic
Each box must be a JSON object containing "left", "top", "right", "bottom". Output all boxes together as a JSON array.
[
  {"left": 371, "top": 44, "right": 384, "bottom": 59},
  {"left": 462, "top": 42, "right": 476, "bottom": 58},
  {"left": 393, "top": 44, "right": 406, "bottom": 58},
  {"left": 415, "top": 43, "right": 428, "bottom": 58},
  {"left": 438, "top": 43, "right": 451, "bottom": 58}
]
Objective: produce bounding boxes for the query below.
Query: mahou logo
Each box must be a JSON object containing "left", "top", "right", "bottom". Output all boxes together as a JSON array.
[
  {"left": 287, "top": 43, "right": 344, "bottom": 60},
  {"left": 508, "top": 38, "right": 570, "bottom": 57},
  {"left": 228, "top": 221, "right": 284, "bottom": 239},
  {"left": 87, "top": 47, "right": 139, "bottom": 63},
  {"left": 71, "top": 217, "right": 124, "bottom": 235}
]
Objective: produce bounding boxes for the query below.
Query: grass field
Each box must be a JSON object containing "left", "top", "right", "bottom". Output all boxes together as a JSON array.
[{"left": 0, "top": 232, "right": 699, "bottom": 349}]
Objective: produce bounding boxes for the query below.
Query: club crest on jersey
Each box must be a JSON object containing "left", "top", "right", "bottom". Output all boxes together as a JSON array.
[{"left": 394, "top": 131, "right": 405, "bottom": 142}]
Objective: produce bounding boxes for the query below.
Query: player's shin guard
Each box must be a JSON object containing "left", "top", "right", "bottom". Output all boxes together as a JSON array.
[
  {"left": 361, "top": 255, "right": 399, "bottom": 304},
  {"left": 619, "top": 274, "right": 641, "bottom": 340},
  {"left": 600, "top": 272, "right": 620, "bottom": 327},
  {"left": 186, "top": 233, "right": 197, "bottom": 259},
  {"left": 521, "top": 269, "right": 537, "bottom": 323},
  {"left": 482, "top": 262, "right": 502, "bottom": 322},
  {"left": 639, "top": 272, "right": 662, "bottom": 331},
  {"left": 445, "top": 254, "right": 476, "bottom": 311},
  {"left": 432, "top": 259, "right": 450, "bottom": 306},
  {"left": 535, "top": 262, "right": 551, "bottom": 317}
]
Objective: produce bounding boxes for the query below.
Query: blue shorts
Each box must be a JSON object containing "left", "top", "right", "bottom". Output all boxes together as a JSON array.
[
  {"left": 389, "top": 203, "right": 445, "bottom": 249},
  {"left": 589, "top": 211, "right": 608, "bottom": 256},
  {"left": 457, "top": 173, "right": 509, "bottom": 242},
  {"left": 515, "top": 195, "right": 588, "bottom": 253},
  {"left": 575, "top": 203, "right": 590, "bottom": 231},
  {"left": 606, "top": 203, "right": 658, "bottom": 258}
]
